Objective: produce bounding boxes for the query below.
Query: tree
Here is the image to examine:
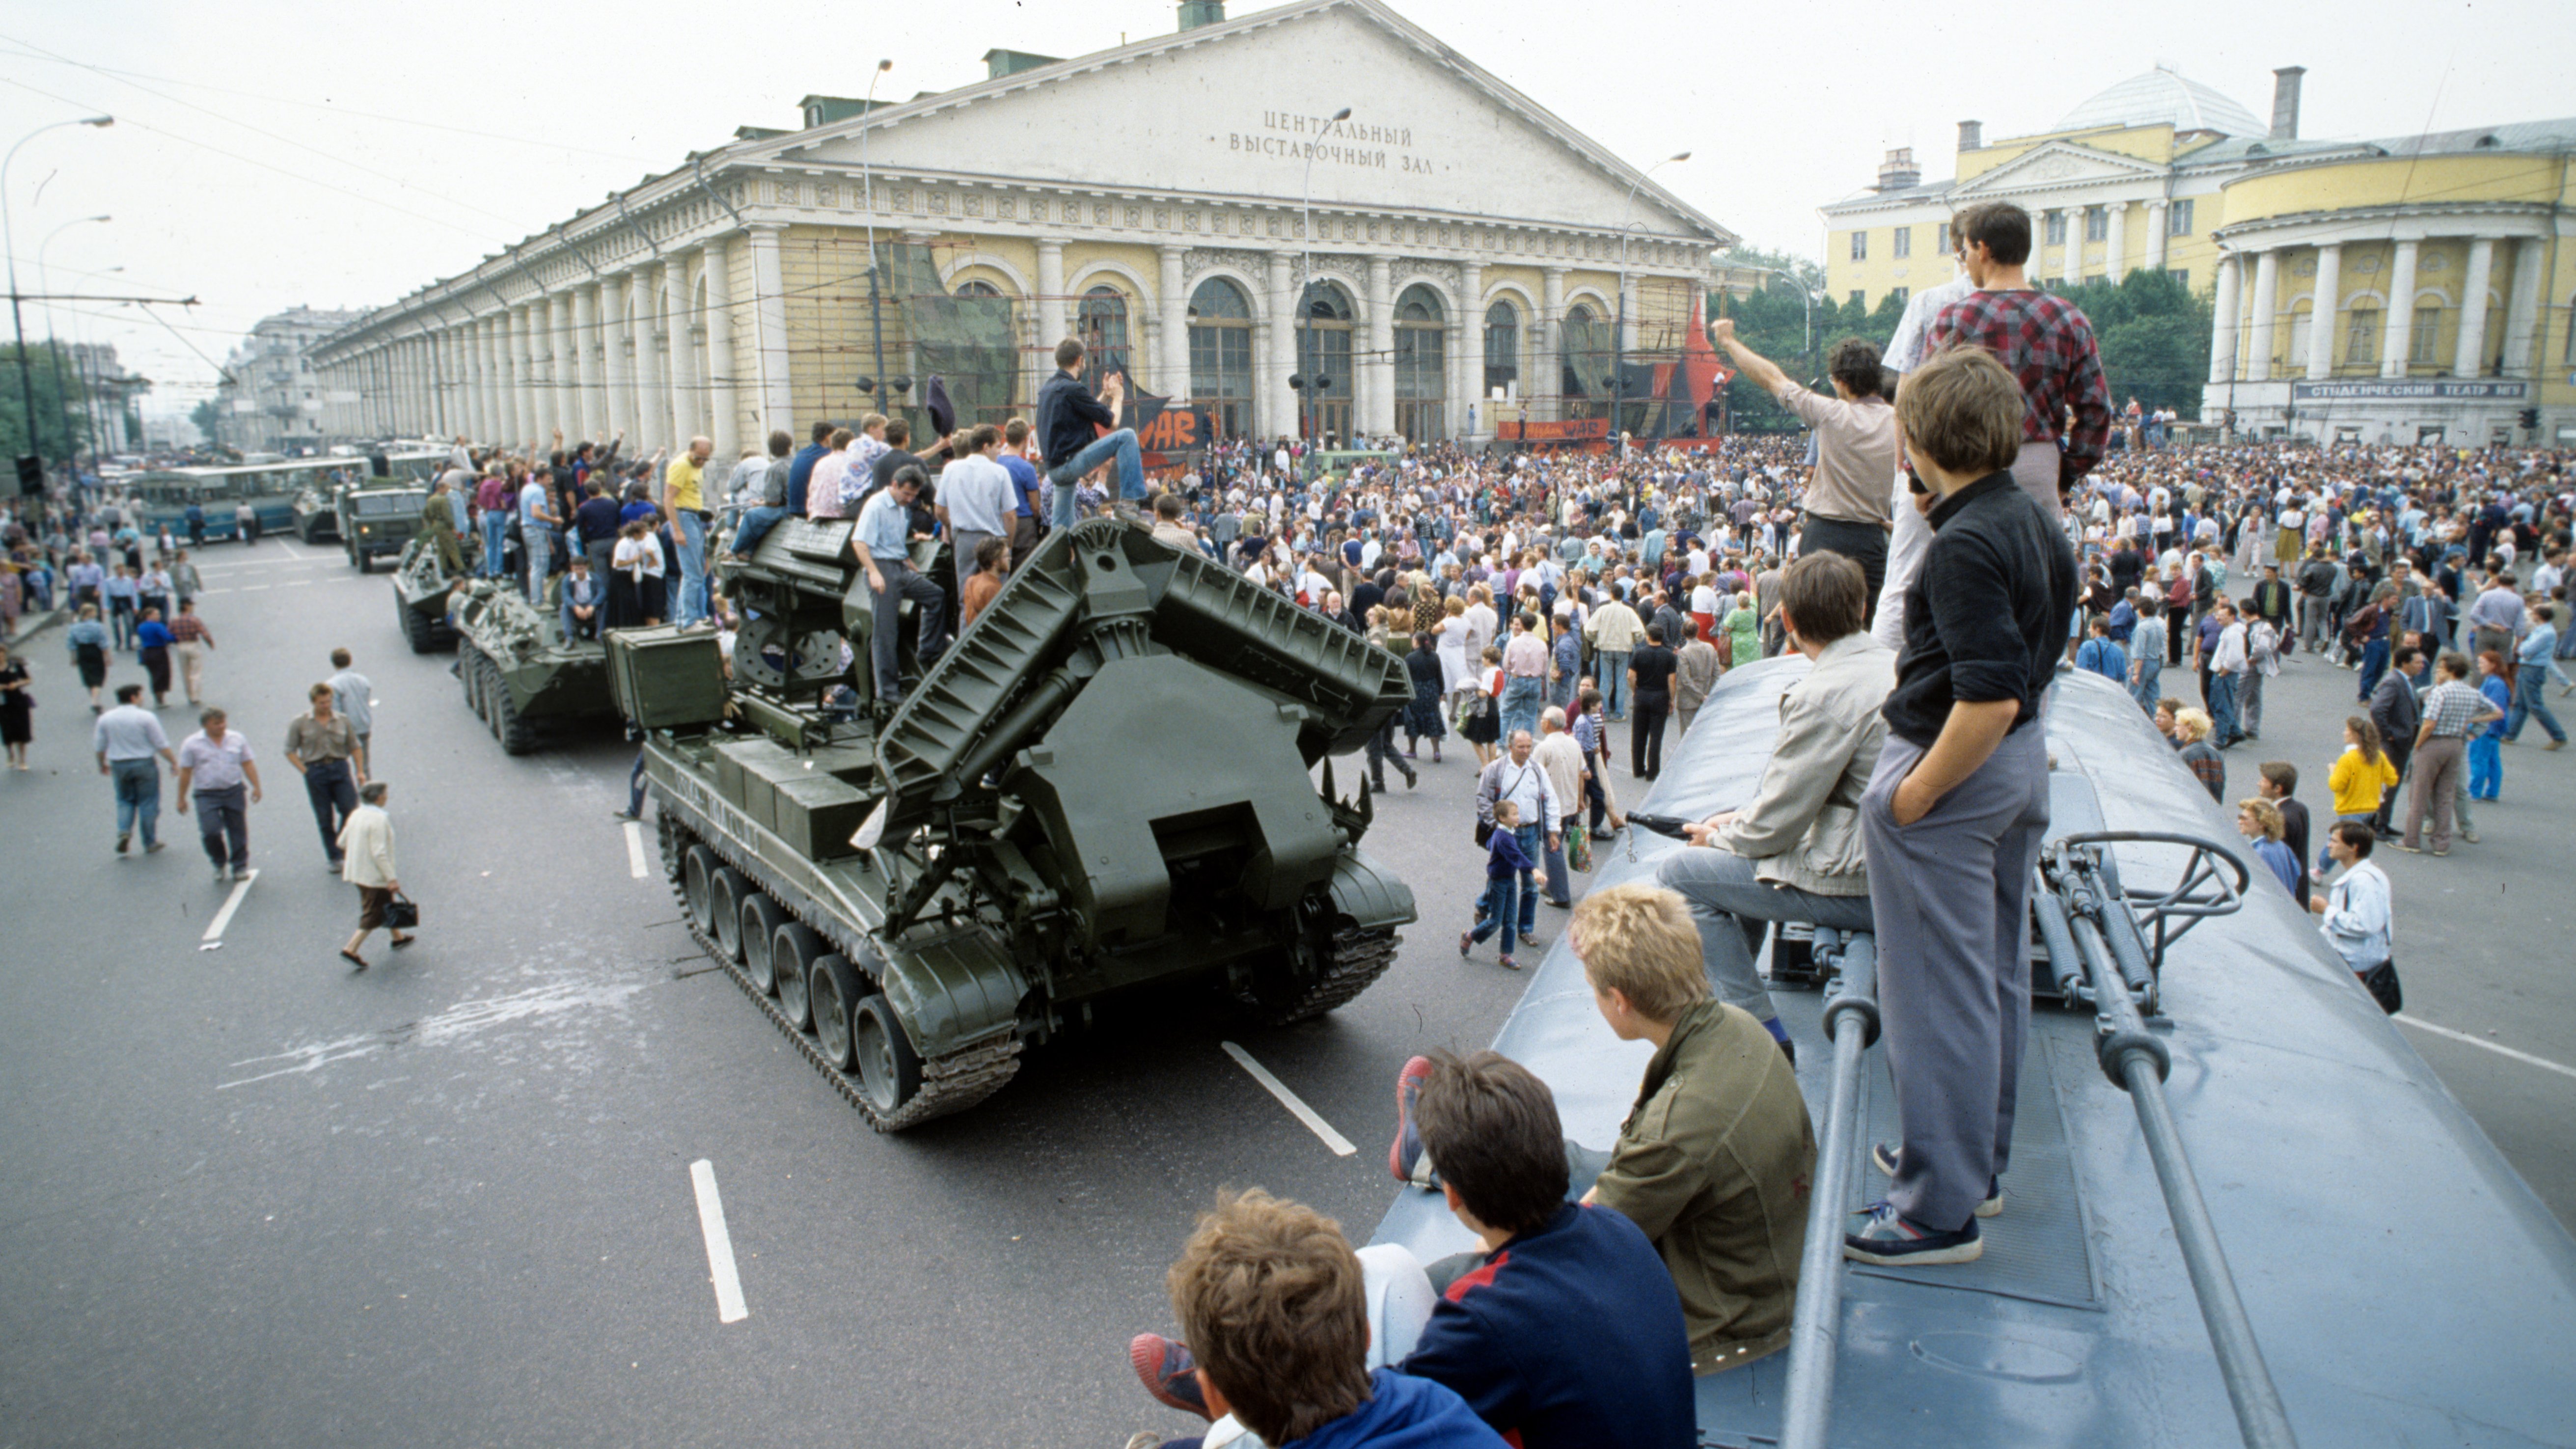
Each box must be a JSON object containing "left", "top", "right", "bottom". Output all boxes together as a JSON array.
[
  {"left": 190, "top": 398, "right": 223, "bottom": 446},
  {"left": 0, "top": 343, "right": 94, "bottom": 465},
  {"left": 2056, "top": 269, "right": 2212, "bottom": 419}
]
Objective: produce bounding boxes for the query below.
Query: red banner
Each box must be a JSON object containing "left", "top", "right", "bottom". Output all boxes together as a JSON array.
[{"left": 1499, "top": 417, "right": 1611, "bottom": 441}]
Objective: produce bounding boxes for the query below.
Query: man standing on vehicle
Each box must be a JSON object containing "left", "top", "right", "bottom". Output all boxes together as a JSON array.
[
  {"left": 518, "top": 464, "right": 560, "bottom": 608},
  {"left": 1850, "top": 347, "right": 2074, "bottom": 1268},
  {"left": 662, "top": 436, "right": 714, "bottom": 628},
  {"left": 1036, "top": 338, "right": 1146, "bottom": 530},
  {"left": 1709, "top": 323, "right": 1897, "bottom": 619},
  {"left": 1924, "top": 201, "right": 2111, "bottom": 519}
]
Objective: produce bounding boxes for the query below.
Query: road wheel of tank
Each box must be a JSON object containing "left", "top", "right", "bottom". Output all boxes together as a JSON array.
[
  {"left": 681, "top": 844, "right": 717, "bottom": 933},
  {"left": 399, "top": 593, "right": 434, "bottom": 655},
  {"left": 772, "top": 921, "right": 820, "bottom": 1031},
  {"left": 852, "top": 994, "right": 923, "bottom": 1119},
  {"left": 493, "top": 676, "right": 534, "bottom": 756},
  {"left": 707, "top": 867, "right": 746, "bottom": 962},
  {"left": 738, "top": 893, "right": 785, "bottom": 994},
  {"left": 808, "top": 954, "right": 862, "bottom": 1071},
  {"left": 460, "top": 647, "right": 484, "bottom": 719}
]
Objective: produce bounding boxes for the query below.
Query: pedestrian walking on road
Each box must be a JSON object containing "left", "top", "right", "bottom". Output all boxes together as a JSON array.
[
  {"left": 134, "top": 606, "right": 174, "bottom": 709},
  {"left": 2470, "top": 651, "right": 2511, "bottom": 801},
  {"left": 2505, "top": 603, "right": 2567, "bottom": 748},
  {"left": 65, "top": 603, "right": 110, "bottom": 712},
  {"left": 327, "top": 648, "right": 376, "bottom": 777},
  {"left": 2402, "top": 653, "right": 2501, "bottom": 856},
  {"left": 285, "top": 683, "right": 363, "bottom": 873},
  {"left": 168, "top": 600, "right": 214, "bottom": 707},
  {"left": 0, "top": 640, "right": 31, "bottom": 770},
  {"left": 337, "top": 781, "right": 411, "bottom": 970},
  {"left": 175, "top": 708, "right": 262, "bottom": 882},
  {"left": 94, "top": 683, "right": 174, "bottom": 850}
]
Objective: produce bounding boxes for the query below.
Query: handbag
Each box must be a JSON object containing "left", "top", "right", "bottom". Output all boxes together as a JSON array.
[
  {"left": 2360, "top": 957, "right": 2402, "bottom": 1014},
  {"left": 1474, "top": 818, "right": 1495, "bottom": 848},
  {"left": 1566, "top": 824, "right": 1593, "bottom": 873},
  {"left": 383, "top": 892, "right": 420, "bottom": 930}
]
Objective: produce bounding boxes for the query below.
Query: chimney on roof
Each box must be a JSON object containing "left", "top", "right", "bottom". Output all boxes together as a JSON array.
[
  {"left": 1958, "top": 119, "right": 1983, "bottom": 153},
  {"left": 1875, "top": 147, "right": 1921, "bottom": 192},
  {"left": 1178, "top": 0, "right": 1226, "bottom": 30},
  {"left": 2270, "top": 66, "right": 2305, "bottom": 141}
]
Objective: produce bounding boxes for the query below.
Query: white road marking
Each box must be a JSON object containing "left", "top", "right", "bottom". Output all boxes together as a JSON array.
[
  {"left": 199, "top": 869, "right": 259, "bottom": 947},
  {"left": 238, "top": 584, "right": 270, "bottom": 592},
  {"left": 1220, "top": 1041, "right": 1357, "bottom": 1156},
  {"left": 2396, "top": 1014, "right": 2576, "bottom": 1083},
  {"left": 280, "top": 579, "right": 314, "bottom": 587},
  {"left": 624, "top": 820, "right": 650, "bottom": 878},
  {"left": 688, "top": 1159, "right": 750, "bottom": 1324}
]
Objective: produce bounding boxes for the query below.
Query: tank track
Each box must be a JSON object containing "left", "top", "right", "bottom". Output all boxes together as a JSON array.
[
  {"left": 657, "top": 813, "right": 1022, "bottom": 1132},
  {"left": 1257, "top": 924, "right": 1403, "bottom": 1027}
]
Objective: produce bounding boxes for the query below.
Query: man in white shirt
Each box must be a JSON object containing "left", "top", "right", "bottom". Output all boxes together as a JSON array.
[
  {"left": 2207, "top": 601, "right": 2249, "bottom": 747},
  {"left": 2310, "top": 820, "right": 2391, "bottom": 982},
  {"left": 935, "top": 425, "right": 1017, "bottom": 583},
  {"left": 1867, "top": 258, "right": 1978, "bottom": 650}
]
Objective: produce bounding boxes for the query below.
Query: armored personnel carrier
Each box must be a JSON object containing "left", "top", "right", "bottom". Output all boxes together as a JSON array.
[
  {"left": 449, "top": 578, "right": 617, "bottom": 754},
  {"left": 612, "top": 516, "right": 1417, "bottom": 1130},
  {"left": 391, "top": 534, "right": 465, "bottom": 654}
]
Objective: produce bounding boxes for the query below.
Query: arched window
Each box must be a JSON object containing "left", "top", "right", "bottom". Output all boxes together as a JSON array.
[
  {"left": 1560, "top": 302, "right": 1609, "bottom": 420},
  {"left": 1188, "top": 277, "right": 1253, "bottom": 439},
  {"left": 1393, "top": 283, "right": 1446, "bottom": 442},
  {"left": 1078, "top": 285, "right": 1131, "bottom": 387},
  {"left": 955, "top": 279, "right": 1002, "bottom": 300},
  {"left": 1294, "top": 280, "right": 1354, "bottom": 443},
  {"left": 1483, "top": 301, "right": 1519, "bottom": 397}
]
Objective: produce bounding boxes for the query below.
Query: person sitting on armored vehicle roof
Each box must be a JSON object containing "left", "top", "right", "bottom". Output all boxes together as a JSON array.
[
  {"left": 1124, "top": 1189, "right": 1508, "bottom": 1449},
  {"left": 853, "top": 465, "right": 946, "bottom": 706},
  {"left": 1130, "top": 1052, "right": 1694, "bottom": 1449},
  {"left": 1654, "top": 551, "right": 1895, "bottom": 1066}
]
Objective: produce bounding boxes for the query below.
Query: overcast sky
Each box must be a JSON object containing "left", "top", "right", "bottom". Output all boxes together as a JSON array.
[{"left": 1, "top": 0, "right": 2563, "bottom": 419}]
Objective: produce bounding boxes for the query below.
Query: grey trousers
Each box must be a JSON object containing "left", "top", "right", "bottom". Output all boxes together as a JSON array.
[
  {"left": 1861, "top": 727, "right": 2052, "bottom": 1231},
  {"left": 1656, "top": 846, "right": 1873, "bottom": 1025},
  {"left": 866, "top": 558, "right": 946, "bottom": 703}
]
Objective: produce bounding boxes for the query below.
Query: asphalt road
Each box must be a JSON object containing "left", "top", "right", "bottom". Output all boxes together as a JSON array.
[{"left": 1, "top": 546, "right": 2569, "bottom": 1449}]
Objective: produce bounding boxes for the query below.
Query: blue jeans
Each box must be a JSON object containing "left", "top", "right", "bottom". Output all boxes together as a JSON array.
[
  {"left": 2508, "top": 664, "right": 2565, "bottom": 742},
  {"left": 672, "top": 510, "right": 709, "bottom": 627},
  {"left": 1047, "top": 428, "right": 1144, "bottom": 529},
  {"left": 729, "top": 505, "right": 786, "bottom": 557},
  {"left": 2468, "top": 734, "right": 2502, "bottom": 799},
  {"left": 1598, "top": 650, "right": 1632, "bottom": 717},
  {"left": 1500, "top": 674, "right": 1543, "bottom": 744},
  {"left": 2357, "top": 639, "right": 2389, "bottom": 702},
  {"left": 1467, "top": 869, "right": 1523, "bottom": 958},
  {"left": 2130, "top": 660, "right": 2162, "bottom": 713},
  {"left": 480, "top": 511, "right": 508, "bottom": 576},
  {"left": 2209, "top": 670, "right": 2242, "bottom": 744},
  {"left": 112, "top": 758, "right": 161, "bottom": 846}
]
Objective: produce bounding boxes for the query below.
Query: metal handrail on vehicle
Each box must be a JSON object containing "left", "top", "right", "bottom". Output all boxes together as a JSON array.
[
  {"left": 1778, "top": 927, "right": 1879, "bottom": 1449},
  {"left": 2036, "top": 833, "right": 2297, "bottom": 1449}
]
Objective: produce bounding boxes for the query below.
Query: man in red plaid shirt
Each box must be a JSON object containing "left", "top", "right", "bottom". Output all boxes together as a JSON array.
[{"left": 1924, "top": 201, "right": 2111, "bottom": 522}]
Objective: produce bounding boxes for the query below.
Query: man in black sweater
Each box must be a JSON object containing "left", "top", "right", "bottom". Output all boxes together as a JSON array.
[
  {"left": 1848, "top": 346, "right": 2076, "bottom": 1268},
  {"left": 1034, "top": 337, "right": 1145, "bottom": 529}
]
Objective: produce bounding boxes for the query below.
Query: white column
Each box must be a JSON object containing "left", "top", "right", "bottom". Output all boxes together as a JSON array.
[
  {"left": 1363, "top": 253, "right": 1396, "bottom": 437},
  {"left": 2307, "top": 245, "right": 2342, "bottom": 379},
  {"left": 2146, "top": 201, "right": 2169, "bottom": 273},
  {"left": 2208, "top": 253, "right": 2242, "bottom": 385},
  {"left": 1262, "top": 253, "right": 1296, "bottom": 441},
  {"left": 600, "top": 273, "right": 630, "bottom": 441},
  {"left": 567, "top": 285, "right": 594, "bottom": 444},
  {"left": 2454, "top": 238, "right": 2496, "bottom": 378},
  {"left": 513, "top": 303, "right": 537, "bottom": 444},
  {"left": 2381, "top": 240, "right": 2420, "bottom": 378},
  {"left": 2502, "top": 238, "right": 2546, "bottom": 374},
  {"left": 2247, "top": 249, "right": 2280, "bottom": 381},
  {"left": 540, "top": 292, "right": 567, "bottom": 440},
  {"left": 1454, "top": 260, "right": 1483, "bottom": 438},
  {"left": 629, "top": 270, "right": 659, "bottom": 449},
  {"left": 703, "top": 239, "right": 739, "bottom": 457},
  {"left": 2059, "top": 211, "right": 2081, "bottom": 286},
  {"left": 746, "top": 225, "right": 793, "bottom": 432},
  {"left": 1157, "top": 244, "right": 1189, "bottom": 398},
  {"left": 664, "top": 256, "right": 693, "bottom": 447},
  {"left": 1035, "top": 238, "right": 1069, "bottom": 349},
  {"left": 2106, "top": 202, "right": 2129, "bottom": 282},
  {"left": 1540, "top": 266, "right": 1568, "bottom": 422}
]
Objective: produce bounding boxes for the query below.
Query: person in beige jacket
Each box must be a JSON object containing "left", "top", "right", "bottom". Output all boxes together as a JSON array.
[
  {"left": 1652, "top": 553, "right": 1895, "bottom": 1061},
  {"left": 336, "top": 781, "right": 410, "bottom": 968}
]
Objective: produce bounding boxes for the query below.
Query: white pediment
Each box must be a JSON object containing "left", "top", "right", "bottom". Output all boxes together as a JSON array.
[
  {"left": 744, "top": 0, "right": 1727, "bottom": 242},
  {"left": 1951, "top": 140, "right": 2169, "bottom": 198}
]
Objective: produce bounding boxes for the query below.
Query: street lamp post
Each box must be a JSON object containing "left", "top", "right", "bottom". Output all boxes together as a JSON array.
[
  {"left": 1613, "top": 151, "right": 1688, "bottom": 459},
  {"left": 1295, "top": 106, "right": 1351, "bottom": 482},
  {"left": 2, "top": 114, "right": 111, "bottom": 495},
  {"left": 858, "top": 58, "right": 893, "bottom": 425},
  {"left": 37, "top": 213, "right": 109, "bottom": 474}
]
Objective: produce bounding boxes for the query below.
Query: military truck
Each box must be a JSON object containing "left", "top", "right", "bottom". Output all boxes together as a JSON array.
[
  {"left": 450, "top": 579, "right": 618, "bottom": 754},
  {"left": 391, "top": 534, "right": 466, "bottom": 654},
  {"left": 336, "top": 480, "right": 430, "bottom": 571},
  {"left": 612, "top": 517, "right": 1417, "bottom": 1130}
]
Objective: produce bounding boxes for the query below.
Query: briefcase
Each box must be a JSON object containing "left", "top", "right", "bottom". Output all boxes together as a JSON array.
[{"left": 384, "top": 892, "right": 420, "bottom": 930}]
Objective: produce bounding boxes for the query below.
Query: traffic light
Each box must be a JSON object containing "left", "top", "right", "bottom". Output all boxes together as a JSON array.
[
  {"left": 14, "top": 455, "right": 40, "bottom": 497},
  {"left": 2521, "top": 408, "right": 2540, "bottom": 431}
]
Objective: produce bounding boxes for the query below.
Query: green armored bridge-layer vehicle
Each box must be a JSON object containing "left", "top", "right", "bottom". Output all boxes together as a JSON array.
[
  {"left": 450, "top": 580, "right": 619, "bottom": 754},
  {"left": 610, "top": 517, "right": 1418, "bottom": 1130}
]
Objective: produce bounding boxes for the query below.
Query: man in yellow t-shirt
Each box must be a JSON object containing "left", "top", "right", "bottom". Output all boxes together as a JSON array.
[{"left": 661, "top": 435, "right": 714, "bottom": 627}]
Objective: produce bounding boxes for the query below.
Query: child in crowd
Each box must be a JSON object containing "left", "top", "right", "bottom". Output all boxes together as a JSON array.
[{"left": 1461, "top": 800, "right": 1534, "bottom": 971}]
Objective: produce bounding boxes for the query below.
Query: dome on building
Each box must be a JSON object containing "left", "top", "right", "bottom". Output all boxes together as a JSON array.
[{"left": 2054, "top": 66, "right": 2265, "bottom": 138}]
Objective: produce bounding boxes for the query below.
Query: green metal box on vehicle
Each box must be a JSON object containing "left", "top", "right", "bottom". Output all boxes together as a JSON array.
[{"left": 608, "top": 626, "right": 727, "bottom": 730}]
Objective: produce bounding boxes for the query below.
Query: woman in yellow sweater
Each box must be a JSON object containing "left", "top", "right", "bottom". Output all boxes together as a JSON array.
[{"left": 2327, "top": 716, "right": 2401, "bottom": 822}]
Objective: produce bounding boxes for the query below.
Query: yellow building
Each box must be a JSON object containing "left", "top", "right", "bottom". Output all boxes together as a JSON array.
[{"left": 1822, "top": 66, "right": 2576, "bottom": 443}]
